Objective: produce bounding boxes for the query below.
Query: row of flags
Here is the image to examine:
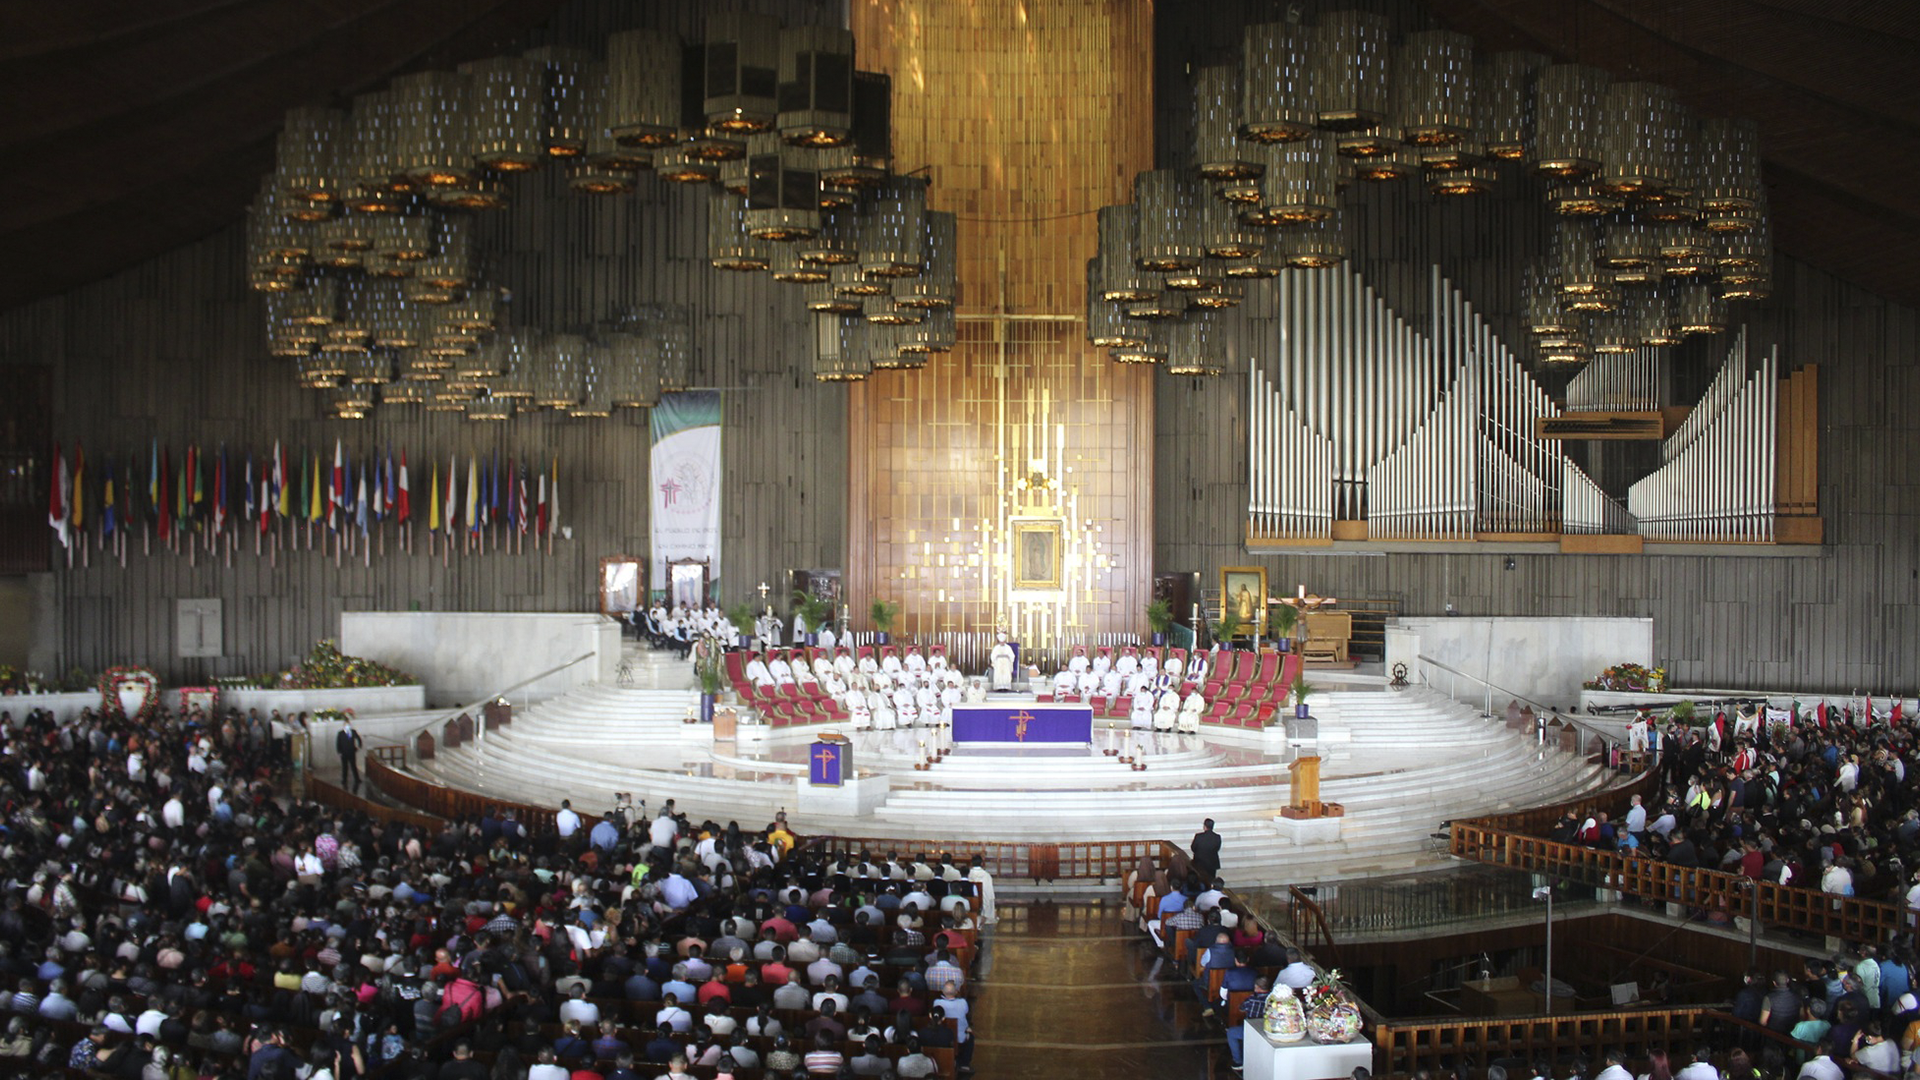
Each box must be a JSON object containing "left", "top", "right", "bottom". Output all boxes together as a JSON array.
[{"left": 48, "top": 441, "right": 562, "bottom": 565}]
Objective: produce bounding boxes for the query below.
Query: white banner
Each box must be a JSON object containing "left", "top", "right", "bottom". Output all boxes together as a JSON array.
[{"left": 649, "top": 390, "right": 723, "bottom": 593}]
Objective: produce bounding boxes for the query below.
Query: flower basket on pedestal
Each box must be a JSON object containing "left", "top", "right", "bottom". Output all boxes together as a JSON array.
[
  {"left": 1262, "top": 984, "right": 1306, "bottom": 1043},
  {"left": 1302, "top": 970, "right": 1364, "bottom": 1044}
]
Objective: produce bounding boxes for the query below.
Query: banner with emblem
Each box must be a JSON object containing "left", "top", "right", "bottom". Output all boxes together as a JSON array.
[{"left": 649, "top": 390, "right": 724, "bottom": 591}]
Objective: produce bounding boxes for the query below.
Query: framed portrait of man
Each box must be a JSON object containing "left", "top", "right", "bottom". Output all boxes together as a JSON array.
[
  {"left": 1011, "top": 518, "right": 1065, "bottom": 592},
  {"left": 1220, "top": 566, "right": 1267, "bottom": 635}
]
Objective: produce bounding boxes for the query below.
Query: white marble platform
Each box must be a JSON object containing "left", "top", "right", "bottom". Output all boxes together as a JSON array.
[{"left": 341, "top": 611, "right": 621, "bottom": 704}]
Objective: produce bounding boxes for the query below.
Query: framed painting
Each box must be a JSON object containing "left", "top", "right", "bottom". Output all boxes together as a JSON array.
[
  {"left": 1011, "top": 518, "right": 1065, "bottom": 592},
  {"left": 1220, "top": 566, "right": 1267, "bottom": 635},
  {"left": 599, "top": 555, "right": 642, "bottom": 615}
]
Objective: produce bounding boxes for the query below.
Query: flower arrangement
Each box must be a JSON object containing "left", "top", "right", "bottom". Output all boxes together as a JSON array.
[
  {"left": 98, "top": 666, "right": 160, "bottom": 724},
  {"left": 313, "top": 707, "right": 355, "bottom": 724},
  {"left": 1301, "top": 968, "right": 1364, "bottom": 1044},
  {"left": 0, "top": 666, "right": 45, "bottom": 695},
  {"left": 272, "top": 640, "right": 417, "bottom": 689},
  {"left": 1583, "top": 662, "right": 1668, "bottom": 692}
]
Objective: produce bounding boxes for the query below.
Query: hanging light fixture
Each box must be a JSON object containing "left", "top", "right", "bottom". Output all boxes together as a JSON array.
[
  {"left": 1522, "top": 258, "right": 1574, "bottom": 336},
  {"left": 1675, "top": 281, "right": 1727, "bottom": 334},
  {"left": 532, "top": 333, "right": 585, "bottom": 408},
  {"left": 708, "top": 192, "right": 771, "bottom": 271},
  {"left": 1189, "top": 269, "right": 1244, "bottom": 310},
  {"left": 1480, "top": 51, "right": 1545, "bottom": 160},
  {"left": 1587, "top": 311, "right": 1637, "bottom": 354},
  {"left": 413, "top": 216, "right": 473, "bottom": 295},
  {"left": 575, "top": 60, "right": 651, "bottom": 192},
  {"left": 1531, "top": 64, "right": 1608, "bottom": 178},
  {"left": 858, "top": 175, "right": 927, "bottom": 277},
  {"left": 321, "top": 278, "right": 372, "bottom": 350},
  {"left": 1352, "top": 142, "right": 1419, "bottom": 182},
  {"left": 1597, "top": 216, "right": 1659, "bottom": 269},
  {"left": 463, "top": 56, "right": 546, "bottom": 172},
  {"left": 771, "top": 242, "right": 830, "bottom": 283},
  {"left": 1598, "top": 82, "right": 1680, "bottom": 196},
  {"left": 1098, "top": 206, "right": 1157, "bottom": 301},
  {"left": 863, "top": 295, "right": 922, "bottom": 325},
  {"left": 1696, "top": 117, "right": 1762, "bottom": 217},
  {"left": 795, "top": 205, "right": 858, "bottom": 265},
  {"left": 1633, "top": 284, "right": 1682, "bottom": 346},
  {"left": 1241, "top": 22, "right": 1318, "bottom": 143},
  {"left": 1135, "top": 169, "right": 1205, "bottom": 270},
  {"left": 367, "top": 284, "right": 422, "bottom": 349},
  {"left": 704, "top": 12, "right": 780, "bottom": 134},
  {"left": 276, "top": 105, "right": 349, "bottom": 212},
  {"left": 524, "top": 46, "right": 597, "bottom": 158},
  {"left": 1125, "top": 291, "right": 1186, "bottom": 321},
  {"left": 1547, "top": 182, "right": 1624, "bottom": 218},
  {"left": 895, "top": 210, "right": 956, "bottom": 308},
  {"left": 606, "top": 29, "right": 683, "bottom": 147},
  {"left": 831, "top": 262, "right": 889, "bottom": 297},
  {"left": 812, "top": 313, "right": 870, "bottom": 382},
  {"left": 1393, "top": 31, "right": 1474, "bottom": 147},
  {"left": 568, "top": 341, "right": 615, "bottom": 417},
  {"left": 1165, "top": 257, "right": 1221, "bottom": 293},
  {"left": 379, "top": 380, "right": 430, "bottom": 406},
  {"left": 344, "top": 92, "right": 404, "bottom": 213},
  {"left": 392, "top": 71, "right": 474, "bottom": 189},
  {"left": 315, "top": 214, "right": 372, "bottom": 270},
  {"left": 1165, "top": 312, "right": 1225, "bottom": 376},
  {"left": 1086, "top": 259, "right": 1146, "bottom": 348},
  {"left": 656, "top": 145, "right": 721, "bottom": 184},
  {"left": 1201, "top": 194, "right": 1262, "bottom": 261},
  {"left": 778, "top": 25, "right": 854, "bottom": 146},
  {"left": 745, "top": 145, "right": 822, "bottom": 240},
  {"left": 1554, "top": 220, "right": 1615, "bottom": 309},
  {"left": 866, "top": 322, "right": 910, "bottom": 370},
  {"left": 720, "top": 132, "right": 775, "bottom": 196},
  {"left": 1313, "top": 11, "right": 1392, "bottom": 141},
  {"left": 807, "top": 281, "right": 861, "bottom": 314},
  {"left": 287, "top": 277, "right": 339, "bottom": 326},
  {"left": 485, "top": 332, "right": 535, "bottom": 399},
  {"left": 1640, "top": 105, "right": 1700, "bottom": 222},
  {"left": 1113, "top": 322, "right": 1169, "bottom": 365},
  {"left": 604, "top": 331, "right": 660, "bottom": 408},
  {"left": 1192, "top": 64, "right": 1259, "bottom": 181},
  {"left": 1246, "top": 136, "right": 1337, "bottom": 225},
  {"left": 1272, "top": 212, "right": 1346, "bottom": 268},
  {"left": 371, "top": 212, "right": 433, "bottom": 270},
  {"left": 898, "top": 305, "right": 955, "bottom": 355}
]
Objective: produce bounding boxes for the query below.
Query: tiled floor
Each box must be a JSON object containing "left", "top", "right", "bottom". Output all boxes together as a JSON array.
[{"left": 971, "top": 901, "right": 1224, "bottom": 1079}]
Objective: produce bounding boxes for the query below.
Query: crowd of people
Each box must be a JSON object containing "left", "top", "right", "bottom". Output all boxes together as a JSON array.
[{"left": 0, "top": 700, "right": 986, "bottom": 1080}]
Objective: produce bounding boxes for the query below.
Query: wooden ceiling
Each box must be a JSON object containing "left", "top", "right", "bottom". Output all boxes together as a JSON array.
[{"left": 2, "top": 0, "right": 1918, "bottom": 313}]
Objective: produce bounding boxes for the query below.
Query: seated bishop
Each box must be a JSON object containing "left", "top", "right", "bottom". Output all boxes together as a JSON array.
[
  {"left": 1100, "top": 668, "right": 1125, "bottom": 699},
  {"left": 1076, "top": 670, "right": 1101, "bottom": 697},
  {"left": 929, "top": 649, "right": 948, "bottom": 672}
]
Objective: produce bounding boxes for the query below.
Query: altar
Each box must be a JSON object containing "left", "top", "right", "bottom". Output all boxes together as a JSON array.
[{"left": 950, "top": 703, "right": 1093, "bottom": 746}]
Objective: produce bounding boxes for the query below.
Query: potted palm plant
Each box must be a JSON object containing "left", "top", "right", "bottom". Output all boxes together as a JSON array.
[
  {"left": 870, "top": 599, "right": 900, "bottom": 645},
  {"left": 793, "top": 590, "right": 832, "bottom": 646},
  {"left": 694, "top": 644, "right": 726, "bottom": 723},
  {"left": 1290, "top": 675, "right": 1316, "bottom": 720},
  {"left": 727, "top": 603, "right": 757, "bottom": 650},
  {"left": 1270, "top": 603, "right": 1298, "bottom": 654},
  {"left": 1145, "top": 598, "right": 1173, "bottom": 647},
  {"left": 1215, "top": 606, "right": 1241, "bottom": 651}
]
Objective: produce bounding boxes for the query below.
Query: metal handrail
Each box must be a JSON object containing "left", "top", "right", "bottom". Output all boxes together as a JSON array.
[
  {"left": 1416, "top": 653, "right": 1619, "bottom": 751},
  {"left": 393, "top": 651, "right": 600, "bottom": 754}
]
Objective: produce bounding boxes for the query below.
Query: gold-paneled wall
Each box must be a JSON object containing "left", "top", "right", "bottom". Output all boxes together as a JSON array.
[{"left": 847, "top": 0, "right": 1156, "bottom": 649}]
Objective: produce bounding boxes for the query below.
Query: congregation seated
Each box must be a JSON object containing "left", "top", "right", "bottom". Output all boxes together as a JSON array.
[{"left": 0, "top": 700, "right": 989, "bottom": 1080}]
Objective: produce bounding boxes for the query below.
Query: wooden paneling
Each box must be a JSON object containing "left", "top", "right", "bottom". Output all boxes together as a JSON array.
[{"left": 847, "top": 0, "right": 1156, "bottom": 641}]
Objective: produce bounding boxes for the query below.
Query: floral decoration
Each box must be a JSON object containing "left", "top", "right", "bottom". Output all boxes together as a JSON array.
[
  {"left": 272, "top": 640, "right": 417, "bottom": 690},
  {"left": 98, "top": 666, "right": 161, "bottom": 724}
]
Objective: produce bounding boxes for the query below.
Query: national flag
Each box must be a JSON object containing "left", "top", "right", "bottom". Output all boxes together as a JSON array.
[
  {"left": 517, "top": 461, "right": 530, "bottom": 535},
  {"left": 548, "top": 454, "right": 560, "bottom": 538},
  {"left": 466, "top": 455, "right": 479, "bottom": 535},
  {"left": 536, "top": 470, "right": 548, "bottom": 536},
  {"left": 70, "top": 443, "right": 85, "bottom": 533},
  {"left": 372, "top": 451, "right": 386, "bottom": 521},
  {"left": 297, "top": 451, "right": 309, "bottom": 521},
  {"left": 329, "top": 441, "right": 344, "bottom": 530},
  {"left": 1866, "top": 695, "right": 1874, "bottom": 728},
  {"left": 242, "top": 454, "right": 255, "bottom": 527},
  {"left": 190, "top": 445, "right": 205, "bottom": 524},
  {"left": 504, "top": 458, "right": 518, "bottom": 533},
  {"left": 272, "top": 441, "right": 287, "bottom": 518},
  {"left": 356, "top": 465, "right": 369, "bottom": 535},
  {"left": 103, "top": 463, "right": 117, "bottom": 538},
  {"left": 311, "top": 452, "right": 325, "bottom": 522},
  {"left": 147, "top": 440, "right": 159, "bottom": 521},
  {"left": 212, "top": 449, "right": 227, "bottom": 536},
  {"left": 444, "top": 456, "right": 456, "bottom": 536},
  {"left": 490, "top": 448, "right": 501, "bottom": 526},
  {"left": 397, "top": 452, "right": 411, "bottom": 524},
  {"left": 427, "top": 458, "right": 440, "bottom": 531},
  {"left": 49, "top": 443, "right": 69, "bottom": 548},
  {"left": 157, "top": 448, "right": 173, "bottom": 540}
]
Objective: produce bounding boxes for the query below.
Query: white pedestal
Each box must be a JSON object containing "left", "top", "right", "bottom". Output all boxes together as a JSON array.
[
  {"left": 795, "top": 774, "right": 890, "bottom": 816},
  {"left": 1244, "top": 1026, "right": 1372, "bottom": 1080},
  {"left": 1272, "top": 814, "right": 1345, "bottom": 844}
]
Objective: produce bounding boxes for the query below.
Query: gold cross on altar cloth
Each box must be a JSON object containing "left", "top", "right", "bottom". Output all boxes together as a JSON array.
[
  {"left": 1011, "top": 710, "right": 1034, "bottom": 742},
  {"left": 814, "top": 746, "right": 836, "bottom": 769}
]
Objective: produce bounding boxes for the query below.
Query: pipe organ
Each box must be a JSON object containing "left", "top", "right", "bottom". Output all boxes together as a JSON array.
[
  {"left": 1627, "top": 330, "right": 1778, "bottom": 542},
  {"left": 1246, "top": 267, "right": 1805, "bottom": 549},
  {"left": 1248, "top": 265, "right": 1618, "bottom": 542}
]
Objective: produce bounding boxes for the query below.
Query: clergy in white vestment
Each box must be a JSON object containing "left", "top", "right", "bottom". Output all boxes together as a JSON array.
[
  {"left": 989, "top": 634, "right": 1016, "bottom": 691},
  {"left": 1114, "top": 651, "right": 1138, "bottom": 678},
  {"left": 916, "top": 684, "right": 941, "bottom": 726},
  {"left": 891, "top": 686, "right": 918, "bottom": 725},
  {"left": 1091, "top": 650, "right": 1112, "bottom": 676},
  {"left": 1067, "top": 648, "right": 1090, "bottom": 674},
  {"left": 813, "top": 655, "right": 835, "bottom": 679},
  {"left": 1100, "top": 669, "right": 1125, "bottom": 698},
  {"left": 868, "top": 690, "right": 895, "bottom": 731},
  {"left": 1139, "top": 654, "right": 1159, "bottom": 678},
  {"left": 1153, "top": 694, "right": 1179, "bottom": 731},
  {"left": 1077, "top": 670, "right": 1100, "bottom": 697},
  {"left": 1178, "top": 692, "right": 1205, "bottom": 733},
  {"left": 835, "top": 650, "right": 856, "bottom": 677},
  {"left": 929, "top": 651, "right": 948, "bottom": 672},
  {"left": 967, "top": 858, "right": 998, "bottom": 924},
  {"left": 744, "top": 657, "right": 774, "bottom": 688},
  {"left": 1126, "top": 669, "right": 1153, "bottom": 696},
  {"left": 904, "top": 649, "right": 927, "bottom": 674},
  {"left": 880, "top": 650, "right": 904, "bottom": 675},
  {"left": 824, "top": 672, "right": 849, "bottom": 701},
  {"left": 1130, "top": 695, "right": 1154, "bottom": 729},
  {"left": 858, "top": 653, "right": 880, "bottom": 677},
  {"left": 818, "top": 625, "right": 837, "bottom": 651},
  {"left": 963, "top": 677, "right": 987, "bottom": 704},
  {"left": 1051, "top": 670, "right": 1076, "bottom": 698},
  {"left": 940, "top": 681, "right": 962, "bottom": 719},
  {"left": 768, "top": 655, "right": 795, "bottom": 684},
  {"left": 847, "top": 693, "right": 871, "bottom": 729},
  {"left": 794, "top": 662, "right": 819, "bottom": 687}
]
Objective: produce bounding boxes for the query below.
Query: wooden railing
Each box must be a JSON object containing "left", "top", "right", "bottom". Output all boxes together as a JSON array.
[
  {"left": 366, "top": 755, "right": 558, "bottom": 832},
  {"left": 1449, "top": 811, "right": 1910, "bottom": 942},
  {"left": 1285, "top": 886, "right": 1343, "bottom": 969},
  {"left": 797, "top": 834, "right": 1179, "bottom": 884},
  {"left": 308, "top": 775, "right": 441, "bottom": 830},
  {"left": 1464, "top": 763, "right": 1662, "bottom": 838}
]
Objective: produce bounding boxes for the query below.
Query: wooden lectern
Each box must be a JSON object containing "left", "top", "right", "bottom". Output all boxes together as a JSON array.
[{"left": 1282, "top": 756, "right": 1343, "bottom": 819}]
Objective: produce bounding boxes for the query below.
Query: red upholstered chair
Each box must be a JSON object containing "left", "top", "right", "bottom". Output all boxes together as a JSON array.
[
  {"left": 931, "top": 644, "right": 947, "bottom": 661},
  {"left": 1110, "top": 695, "right": 1132, "bottom": 718},
  {"left": 1205, "top": 700, "right": 1234, "bottom": 722},
  {"left": 1089, "top": 694, "right": 1108, "bottom": 712},
  {"left": 1036, "top": 689, "right": 1055, "bottom": 702},
  {"left": 1279, "top": 653, "right": 1304, "bottom": 692},
  {"left": 1168, "top": 647, "right": 1188, "bottom": 669},
  {"left": 724, "top": 652, "right": 746, "bottom": 682},
  {"left": 1252, "top": 703, "right": 1277, "bottom": 727},
  {"left": 857, "top": 645, "right": 874, "bottom": 660},
  {"left": 1254, "top": 651, "right": 1279, "bottom": 686},
  {"left": 1226, "top": 703, "right": 1253, "bottom": 727}
]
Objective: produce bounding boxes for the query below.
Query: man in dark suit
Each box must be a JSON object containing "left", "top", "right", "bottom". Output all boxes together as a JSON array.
[
  {"left": 1191, "top": 819, "right": 1222, "bottom": 879},
  {"left": 337, "top": 720, "right": 364, "bottom": 788}
]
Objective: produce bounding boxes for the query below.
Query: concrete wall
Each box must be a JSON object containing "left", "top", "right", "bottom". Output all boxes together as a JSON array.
[{"left": 340, "top": 611, "right": 618, "bottom": 705}]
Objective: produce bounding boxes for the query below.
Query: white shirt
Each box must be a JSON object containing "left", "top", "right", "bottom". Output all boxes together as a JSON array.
[
  {"left": 649, "top": 815, "right": 678, "bottom": 850},
  {"left": 1675, "top": 1062, "right": 1720, "bottom": 1080},
  {"left": 162, "top": 797, "right": 185, "bottom": 830},
  {"left": 1796, "top": 1059, "right": 1842, "bottom": 1080},
  {"left": 1624, "top": 804, "right": 1647, "bottom": 834},
  {"left": 555, "top": 808, "right": 581, "bottom": 837}
]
